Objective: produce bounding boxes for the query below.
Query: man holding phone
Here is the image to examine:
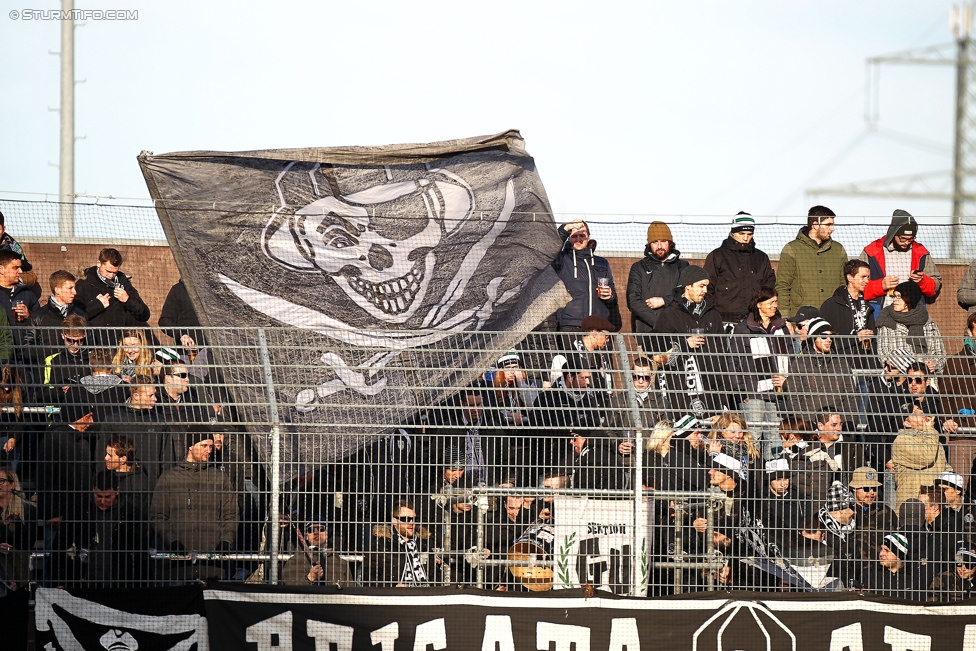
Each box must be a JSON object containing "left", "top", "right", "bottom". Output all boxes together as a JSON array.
[{"left": 860, "top": 209, "right": 942, "bottom": 318}]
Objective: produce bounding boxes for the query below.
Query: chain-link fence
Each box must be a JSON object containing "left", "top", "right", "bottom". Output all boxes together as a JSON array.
[{"left": 2, "top": 326, "right": 975, "bottom": 603}]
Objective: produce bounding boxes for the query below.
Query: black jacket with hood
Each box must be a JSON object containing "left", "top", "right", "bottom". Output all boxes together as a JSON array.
[
  {"left": 703, "top": 236, "right": 776, "bottom": 323},
  {"left": 627, "top": 243, "right": 689, "bottom": 332},
  {"left": 552, "top": 223, "right": 617, "bottom": 329}
]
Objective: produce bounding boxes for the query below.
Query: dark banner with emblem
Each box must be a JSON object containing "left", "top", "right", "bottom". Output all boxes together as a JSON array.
[
  {"left": 35, "top": 585, "right": 976, "bottom": 650},
  {"left": 137, "top": 131, "right": 567, "bottom": 472}
]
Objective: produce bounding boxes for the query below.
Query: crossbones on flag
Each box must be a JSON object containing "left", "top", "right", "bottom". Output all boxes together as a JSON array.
[{"left": 138, "top": 130, "right": 567, "bottom": 475}]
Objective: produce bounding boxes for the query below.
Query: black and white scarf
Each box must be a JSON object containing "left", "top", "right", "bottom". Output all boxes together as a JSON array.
[
  {"left": 845, "top": 291, "right": 870, "bottom": 334},
  {"left": 682, "top": 297, "right": 707, "bottom": 319},
  {"left": 396, "top": 535, "right": 429, "bottom": 587},
  {"left": 98, "top": 271, "right": 121, "bottom": 290}
]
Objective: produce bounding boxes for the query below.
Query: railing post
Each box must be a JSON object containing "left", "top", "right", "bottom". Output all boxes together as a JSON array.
[
  {"left": 614, "top": 333, "right": 643, "bottom": 596},
  {"left": 257, "top": 328, "right": 282, "bottom": 584}
]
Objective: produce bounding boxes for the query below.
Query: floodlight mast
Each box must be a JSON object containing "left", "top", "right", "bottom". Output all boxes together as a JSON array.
[
  {"left": 808, "top": 4, "right": 976, "bottom": 257},
  {"left": 59, "top": 0, "right": 75, "bottom": 238}
]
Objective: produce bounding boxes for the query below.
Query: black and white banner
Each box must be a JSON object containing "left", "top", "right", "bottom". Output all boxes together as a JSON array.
[
  {"left": 138, "top": 131, "right": 567, "bottom": 471},
  {"left": 37, "top": 586, "right": 976, "bottom": 651},
  {"left": 553, "top": 497, "right": 651, "bottom": 595}
]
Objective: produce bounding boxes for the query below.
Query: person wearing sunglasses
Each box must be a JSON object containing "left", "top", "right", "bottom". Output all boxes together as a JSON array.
[
  {"left": 848, "top": 466, "right": 895, "bottom": 563},
  {"left": 927, "top": 545, "right": 976, "bottom": 602},
  {"left": 282, "top": 515, "right": 352, "bottom": 587},
  {"left": 366, "top": 499, "right": 433, "bottom": 588},
  {"left": 608, "top": 356, "right": 659, "bottom": 478},
  {"left": 904, "top": 363, "right": 959, "bottom": 439},
  {"left": 41, "top": 314, "right": 91, "bottom": 420},
  {"left": 791, "top": 318, "right": 859, "bottom": 428}
]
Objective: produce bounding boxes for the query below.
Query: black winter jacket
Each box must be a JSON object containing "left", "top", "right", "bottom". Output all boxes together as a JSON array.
[
  {"left": 75, "top": 265, "right": 151, "bottom": 330},
  {"left": 552, "top": 228, "right": 617, "bottom": 329},
  {"left": 703, "top": 237, "right": 776, "bottom": 323},
  {"left": 651, "top": 296, "right": 730, "bottom": 414},
  {"left": 627, "top": 245, "right": 688, "bottom": 332}
]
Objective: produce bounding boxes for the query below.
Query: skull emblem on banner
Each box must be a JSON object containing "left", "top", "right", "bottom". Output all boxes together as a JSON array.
[{"left": 262, "top": 163, "right": 473, "bottom": 324}]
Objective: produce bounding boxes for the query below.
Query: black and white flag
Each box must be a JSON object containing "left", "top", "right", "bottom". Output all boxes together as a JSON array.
[{"left": 138, "top": 130, "right": 567, "bottom": 473}]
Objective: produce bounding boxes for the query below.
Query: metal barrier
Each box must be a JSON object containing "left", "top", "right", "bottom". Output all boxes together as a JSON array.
[{"left": 1, "top": 326, "right": 975, "bottom": 601}]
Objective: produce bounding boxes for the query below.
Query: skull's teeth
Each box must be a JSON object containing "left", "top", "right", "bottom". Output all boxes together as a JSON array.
[{"left": 344, "top": 259, "right": 426, "bottom": 315}]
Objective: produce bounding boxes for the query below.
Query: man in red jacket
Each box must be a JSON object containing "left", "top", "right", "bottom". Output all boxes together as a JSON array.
[{"left": 859, "top": 209, "right": 942, "bottom": 318}]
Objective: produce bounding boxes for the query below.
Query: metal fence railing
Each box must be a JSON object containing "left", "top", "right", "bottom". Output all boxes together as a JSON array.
[{"left": 1, "top": 326, "right": 975, "bottom": 602}]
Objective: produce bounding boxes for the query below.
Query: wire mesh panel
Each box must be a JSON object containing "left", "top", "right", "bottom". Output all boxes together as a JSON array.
[{"left": 2, "top": 325, "right": 975, "bottom": 603}]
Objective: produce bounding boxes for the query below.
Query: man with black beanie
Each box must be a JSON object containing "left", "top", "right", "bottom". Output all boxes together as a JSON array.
[
  {"left": 651, "top": 265, "right": 729, "bottom": 417},
  {"left": 149, "top": 425, "right": 238, "bottom": 581},
  {"left": 703, "top": 213, "right": 776, "bottom": 325}
]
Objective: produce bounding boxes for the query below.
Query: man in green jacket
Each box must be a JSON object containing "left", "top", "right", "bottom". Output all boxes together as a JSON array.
[{"left": 775, "top": 206, "right": 848, "bottom": 318}]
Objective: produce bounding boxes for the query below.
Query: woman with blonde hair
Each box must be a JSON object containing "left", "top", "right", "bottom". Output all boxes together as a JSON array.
[
  {"left": 112, "top": 329, "right": 155, "bottom": 382},
  {"left": 0, "top": 467, "right": 38, "bottom": 590},
  {"left": 642, "top": 421, "right": 678, "bottom": 491},
  {"left": 708, "top": 411, "right": 760, "bottom": 471}
]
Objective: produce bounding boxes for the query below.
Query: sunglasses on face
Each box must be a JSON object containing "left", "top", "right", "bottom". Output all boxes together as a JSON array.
[
  {"left": 64, "top": 337, "right": 85, "bottom": 344},
  {"left": 633, "top": 374, "right": 651, "bottom": 382},
  {"left": 168, "top": 372, "right": 189, "bottom": 379},
  {"left": 395, "top": 515, "right": 416, "bottom": 523},
  {"left": 908, "top": 377, "right": 927, "bottom": 384},
  {"left": 859, "top": 487, "right": 878, "bottom": 493},
  {"left": 305, "top": 525, "right": 327, "bottom": 534}
]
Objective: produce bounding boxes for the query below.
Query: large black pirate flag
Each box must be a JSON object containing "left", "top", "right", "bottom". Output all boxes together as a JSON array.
[{"left": 138, "top": 130, "right": 567, "bottom": 476}]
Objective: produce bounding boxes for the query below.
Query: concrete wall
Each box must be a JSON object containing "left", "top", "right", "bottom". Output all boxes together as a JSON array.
[{"left": 21, "top": 240, "right": 973, "bottom": 340}]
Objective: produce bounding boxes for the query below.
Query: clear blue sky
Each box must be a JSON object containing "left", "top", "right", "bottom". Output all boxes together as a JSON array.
[{"left": 0, "top": 1, "right": 964, "bottom": 236}]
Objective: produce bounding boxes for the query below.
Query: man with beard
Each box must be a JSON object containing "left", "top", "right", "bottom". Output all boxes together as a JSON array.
[
  {"left": 552, "top": 220, "right": 617, "bottom": 331},
  {"left": 366, "top": 500, "right": 433, "bottom": 588},
  {"left": 627, "top": 221, "right": 689, "bottom": 333},
  {"left": 776, "top": 206, "right": 848, "bottom": 319},
  {"left": 861, "top": 532, "right": 920, "bottom": 598},
  {"left": 848, "top": 466, "right": 895, "bottom": 563},
  {"left": 282, "top": 515, "right": 353, "bottom": 587},
  {"left": 150, "top": 427, "right": 238, "bottom": 581},
  {"left": 703, "top": 213, "right": 776, "bottom": 325},
  {"left": 860, "top": 209, "right": 942, "bottom": 314},
  {"left": 819, "top": 259, "right": 877, "bottom": 360},
  {"left": 652, "top": 265, "right": 729, "bottom": 417}
]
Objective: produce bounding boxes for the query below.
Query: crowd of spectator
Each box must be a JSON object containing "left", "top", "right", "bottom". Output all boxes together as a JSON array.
[{"left": 1, "top": 207, "right": 976, "bottom": 602}]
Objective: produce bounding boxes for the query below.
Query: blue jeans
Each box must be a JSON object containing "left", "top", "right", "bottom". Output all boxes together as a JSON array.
[{"left": 740, "top": 398, "right": 781, "bottom": 462}]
